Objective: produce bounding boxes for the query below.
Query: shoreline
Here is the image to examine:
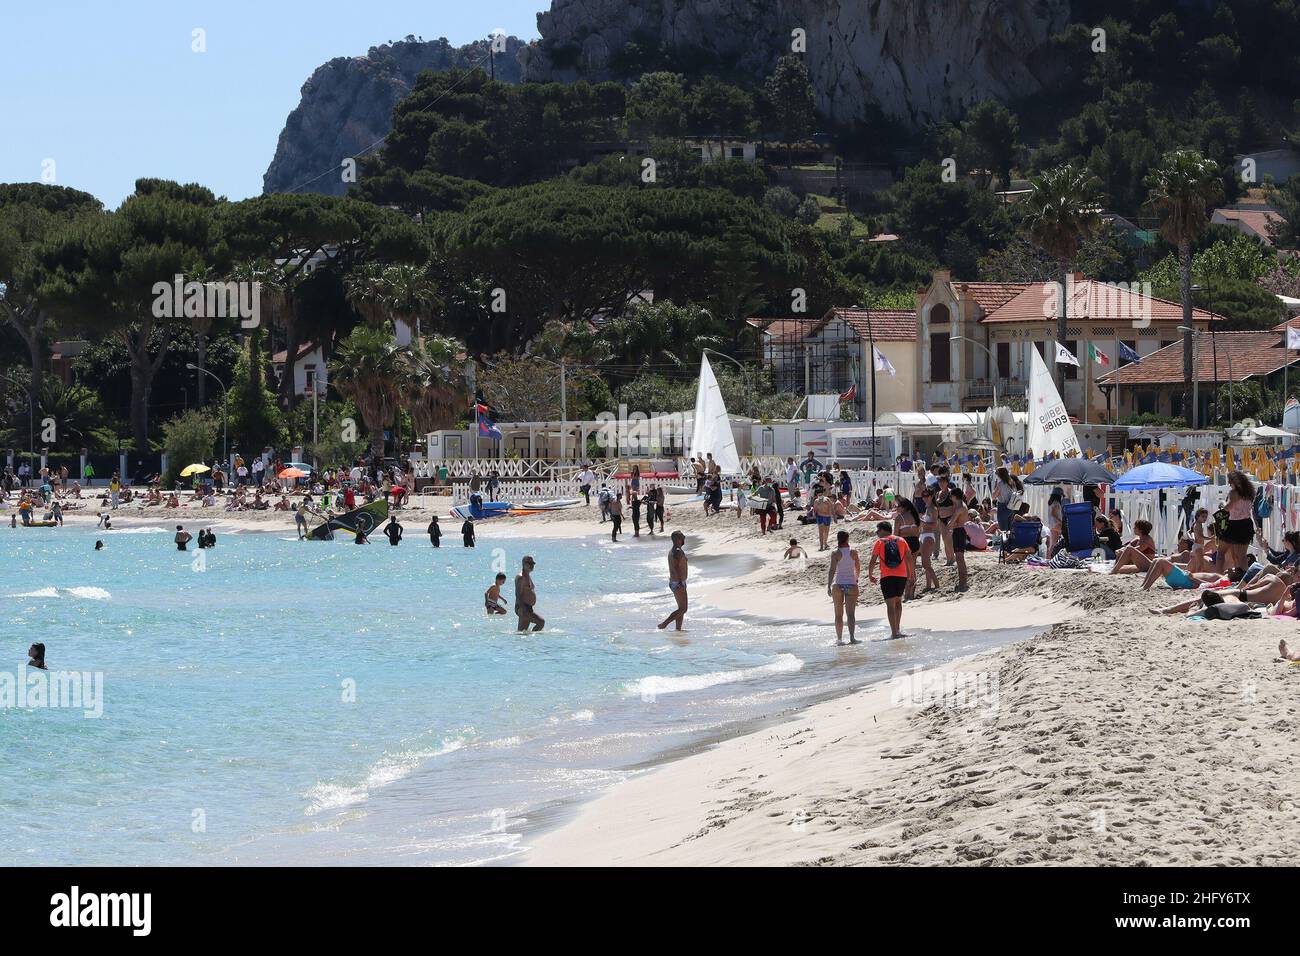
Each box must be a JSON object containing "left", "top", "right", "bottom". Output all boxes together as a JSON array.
[{"left": 20, "top": 494, "right": 1300, "bottom": 866}]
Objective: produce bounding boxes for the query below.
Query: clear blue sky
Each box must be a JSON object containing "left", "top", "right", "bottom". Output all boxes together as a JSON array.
[{"left": 0, "top": 1, "right": 543, "bottom": 208}]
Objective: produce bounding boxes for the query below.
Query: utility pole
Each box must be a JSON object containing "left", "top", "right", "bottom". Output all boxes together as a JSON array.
[{"left": 559, "top": 359, "right": 567, "bottom": 463}]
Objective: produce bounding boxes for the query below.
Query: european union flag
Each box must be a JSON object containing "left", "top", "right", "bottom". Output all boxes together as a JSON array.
[{"left": 1118, "top": 342, "right": 1142, "bottom": 364}]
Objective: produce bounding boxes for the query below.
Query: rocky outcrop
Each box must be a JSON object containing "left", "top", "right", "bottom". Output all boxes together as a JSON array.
[
  {"left": 519, "top": 0, "right": 1069, "bottom": 128},
  {"left": 264, "top": 35, "right": 525, "bottom": 196}
]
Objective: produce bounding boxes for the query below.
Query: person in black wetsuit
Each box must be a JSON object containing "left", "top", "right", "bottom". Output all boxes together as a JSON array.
[
  {"left": 384, "top": 517, "right": 403, "bottom": 546},
  {"left": 462, "top": 517, "right": 476, "bottom": 547},
  {"left": 427, "top": 515, "right": 442, "bottom": 548}
]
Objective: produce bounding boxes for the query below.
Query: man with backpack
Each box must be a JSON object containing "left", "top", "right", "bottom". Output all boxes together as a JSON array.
[{"left": 868, "top": 521, "right": 914, "bottom": 639}]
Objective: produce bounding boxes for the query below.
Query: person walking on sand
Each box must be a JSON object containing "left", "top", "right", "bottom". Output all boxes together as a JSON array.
[
  {"left": 827, "top": 529, "right": 862, "bottom": 645},
  {"left": 868, "top": 521, "right": 914, "bottom": 639},
  {"left": 813, "top": 488, "right": 835, "bottom": 551},
  {"left": 427, "top": 515, "right": 442, "bottom": 547},
  {"left": 515, "top": 556, "right": 545, "bottom": 632},
  {"left": 174, "top": 525, "right": 192, "bottom": 551},
  {"left": 578, "top": 465, "right": 595, "bottom": 505},
  {"left": 609, "top": 494, "right": 623, "bottom": 541},
  {"left": 657, "top": 531, "right": 689, "bottom": 631}
]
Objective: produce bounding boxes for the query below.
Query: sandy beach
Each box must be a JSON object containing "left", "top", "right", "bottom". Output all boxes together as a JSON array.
[{"left": 33, "top": 489, "right": 1300, "bottom": 867}]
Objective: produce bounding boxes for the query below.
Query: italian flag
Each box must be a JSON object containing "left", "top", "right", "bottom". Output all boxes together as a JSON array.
[{"left": 1088, "top": 344, "right": 1110, "bottom": 367}]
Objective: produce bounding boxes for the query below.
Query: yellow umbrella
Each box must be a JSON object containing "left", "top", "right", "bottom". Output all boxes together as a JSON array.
[{"left": 179, "top": 463, "right": 210, "bottom": 477}]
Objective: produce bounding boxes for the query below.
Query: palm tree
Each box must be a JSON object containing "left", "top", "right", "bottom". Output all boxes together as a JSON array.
[
  {"left": 402, "top": 334, "right": 470, "bottom": 435},
  {"left": 332, "top": 324, "right": 406, "bottom": 458},
  {"left": 596, "top": 301, "right": 726, "bottom": 373},
  {"left": 1023, "top": 165, "right": 1103, "bottom": 394},
  {"left": 38, "top": 379, "right": 117, "bottom": 451},
  {"left": 345, "top": 263, "right": 441, "bottom": 340},
  {"left": 1145, "top": 150, "right": 1223, "bottom": 427}
]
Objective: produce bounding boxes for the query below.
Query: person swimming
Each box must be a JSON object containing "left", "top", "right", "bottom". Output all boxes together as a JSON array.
[
  {"left": 484, "top": 573, "right": 508, "bottom": 615},
  {"left": 94, "top": 540, "right": 104, "bottom": 551},
  {"left": 27, "top": 642, "right": 46, "bottom": 670}
]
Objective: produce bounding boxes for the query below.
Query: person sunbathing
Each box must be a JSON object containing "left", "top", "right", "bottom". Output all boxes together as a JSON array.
[
  {"left": 1108, "top": 520, "right": 1157, "bottom": 574},
  {"left": 164, "top": 493, "right": 180, "bottom": 509},
  {"left": 1140, "top": 545, "right": 1220, "bottom": 591},
  {"left": 1152, "top": 588, "right": 1247, "bottom": 617},
  {"left": 274, "top": 495, "right": 292, "bottom": 511},
  {"left": 1219, "top": 568, "right": 1297, "bottom": 606},
  {"left": 1279, "top": 639, "right": 1300, "bottom": 661}
]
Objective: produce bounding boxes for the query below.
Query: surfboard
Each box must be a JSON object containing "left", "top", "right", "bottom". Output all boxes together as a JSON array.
[{"left": 307, "top": 499, "right": 389, "bottom": 540}]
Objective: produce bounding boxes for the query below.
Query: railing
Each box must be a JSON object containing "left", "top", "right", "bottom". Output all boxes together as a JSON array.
[
  {"left": 412, "top": 458, "right": 617, "bottom": 481},
  {"left": 965, "top": 380, "right": 1026, "bottom": 402}
]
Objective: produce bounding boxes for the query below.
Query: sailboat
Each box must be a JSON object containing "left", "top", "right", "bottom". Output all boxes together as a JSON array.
[
  {"left": 688, "top": 355, "right": 741, "bottom": 475},
  {"left": 1027, "top": 348, "right": 1080, "bottom": 458}
]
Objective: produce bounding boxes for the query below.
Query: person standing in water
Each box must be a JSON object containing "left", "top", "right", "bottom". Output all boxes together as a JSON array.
[
  {"left": 515, "top": 556, "right": 545, "bottom": 632},
  {"left": 174, "top": 525, "right": 192, "bottom": 551},
  {"left": 609, "top": 494, "right": 623, "bottom": 541},
  {"left": 427, "top": 515, "right": 442, "bottom": 547},
  {"left": 868, "top": 521, "right": 914, "bottom": 639},
  {"left": 657, "top": 531, "right": 689, "bottom": 630},
  {"left": 295, "top": 501, "right": 309, "bottom": 540},
  {"left": 484, "top": 573, "right": 508, "bottom": 615},
  {"left": 461, "top": 517, "right": 475, "bottom": 547},
  {"left": 827, "top": 529, "right": 862, "bottom": 645},
  {"left": 384, "top": 517, "right": 403, "bottom": 546}
]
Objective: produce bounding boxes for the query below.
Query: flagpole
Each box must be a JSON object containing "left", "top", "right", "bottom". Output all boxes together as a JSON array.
[{"left": 867, "top": 305, "right": 877, "bottom": 469}]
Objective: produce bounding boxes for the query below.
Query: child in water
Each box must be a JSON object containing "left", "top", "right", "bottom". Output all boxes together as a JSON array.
[{"left": 484, "top": 573, "right": 508, "bottom": 614}]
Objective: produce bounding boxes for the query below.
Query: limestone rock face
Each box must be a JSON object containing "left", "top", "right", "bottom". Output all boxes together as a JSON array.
[
  {"left": 264, "top": 36, "right": 525, "bottom": 196},
  {"left": 519, "top": 0, "right": 1069, "bottom": 128}
]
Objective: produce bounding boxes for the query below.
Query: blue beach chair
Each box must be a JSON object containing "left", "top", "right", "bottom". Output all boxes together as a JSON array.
[
  {"left": 1061, "top": 501, "right": 1097, "bottom": 557},
  {"left": 1000, "top": 519, "right": 1042, "bottom": 562}
]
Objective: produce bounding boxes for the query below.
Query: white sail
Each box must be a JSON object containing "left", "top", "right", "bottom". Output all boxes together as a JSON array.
[
  {"left": 688, "top": 355, "right": 741, "bottom": 474},
  {"left": 1027, "top": 348, "right": 1080, "bottom": 457}
]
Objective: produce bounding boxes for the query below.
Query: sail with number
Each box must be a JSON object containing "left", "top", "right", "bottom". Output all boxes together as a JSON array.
[
  {"left": 688, "top": 355, "right": 741, "bottom": 474},
  {"left": 1027, "top": 348, "right": 1080, "bottom": 457}
]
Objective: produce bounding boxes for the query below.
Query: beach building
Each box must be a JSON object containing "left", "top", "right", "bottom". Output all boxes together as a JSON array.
[
  {"left": 749, "top": 306, "right": 918, "bottom": 421},
  {"left": 916, "top": 270, "right": 1214, "bottom": 421},
  {"left": 1097, "top": 324, "right": 1300, "bottom": 422},
  {"left": 1211, "top": 204, "right": 1286, "bottom": 245},
  {"left": 271, "top": 341, "right": 328, "bottom": 398}
]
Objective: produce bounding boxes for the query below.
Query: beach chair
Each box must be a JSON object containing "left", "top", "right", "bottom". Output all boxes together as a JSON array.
[
  {"left": 999, "top": 519, "right": 1042, "bottom": 563},
  {"left": 1061, "top": 501, "right": 1097, "bottom": 557}
]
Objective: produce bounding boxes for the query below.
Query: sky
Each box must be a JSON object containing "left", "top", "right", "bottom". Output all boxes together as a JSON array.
[{"left": 0, "top": 1, "right": 544, "bottom": 208}]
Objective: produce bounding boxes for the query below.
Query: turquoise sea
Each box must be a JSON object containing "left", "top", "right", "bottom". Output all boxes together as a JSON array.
[{"left": 0, "top": 523, "right": 1033, "bottom": 865}]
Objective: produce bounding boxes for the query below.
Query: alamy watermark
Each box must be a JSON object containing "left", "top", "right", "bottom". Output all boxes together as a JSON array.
[
  {"left": 151, "top": 273, "right": 260, "bottom": 328},
  {"left": 1040, "top": 276, "right": 1153, "bottom": 329},
  {"left": 889, "top": 664, "right": 999, "bottom": 716},
  {"left": 0, "top": 667, "right": 104, "bottom": 718}
]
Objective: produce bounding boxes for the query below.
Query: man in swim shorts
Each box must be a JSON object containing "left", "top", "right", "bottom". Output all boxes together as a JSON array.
[
  {"left": 868, "top": 521, "right": 914, "bottom": 639},
  {"left": 515, "top": 556, "right": 545, "bottom": 632},
  {"left": 657, "top": 531, "right": 689, "bottom": 631},
  {"left": 485, "top": 573, "right": 508, "bottom": 614}
]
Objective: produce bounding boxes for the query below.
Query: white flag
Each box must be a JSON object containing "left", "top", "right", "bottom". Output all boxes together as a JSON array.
[
  {"left": 1287, "top": 325, "right": 1300, "bottom": 351},
  {"left": 1053, "top": 342, "right": 1079, "bottom": 367},
  {"left": 873, "top": 345, "right": 896, "bottom": 376}
]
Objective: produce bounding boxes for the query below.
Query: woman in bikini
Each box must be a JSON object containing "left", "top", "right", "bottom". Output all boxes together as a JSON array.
[
  {"left": 915, "top": 488, "right": 941, "bottom": 592},
  {"left": 933, "top": 474, "right": 957, "bottom": 565},
  {"left": 1219, "top": 469, "right": 1256, "bottom": 574},
  {"left": 892, "top": 496, "right": 923, "bottom": 600},
  {"left": 1108, "top": 519, "right": 1158, "bottom": 574}
]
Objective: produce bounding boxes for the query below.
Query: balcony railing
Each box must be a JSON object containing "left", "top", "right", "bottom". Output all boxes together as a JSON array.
[{"left": 964, "top": 379, "right": 1026, "bottom": 402}]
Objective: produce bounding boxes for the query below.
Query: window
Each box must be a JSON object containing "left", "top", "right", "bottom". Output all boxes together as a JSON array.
[
  {"left": 1137, "top": 391, "right": 1157, "bottom": 415},
  {"left": 730, "top": 147, "right": 744, "bottom": 159},
  {"left": 929, "top": 303, "right": 950, "bottom": 326},
  {"left": 930, "top": 332, "right": 951, "bottom": 382},
  {"left": 1120, "top": 340, "right": 1137, "bottom": 367},
  {"left": 1065, "top": 341, "right": 1078, "bottom": 380},
  {"left": 1034, "top": 341, "right": 1045, "bottom": 358},
  {"left": 996, "top": 342, "right": 1011, "bottom": 379}
]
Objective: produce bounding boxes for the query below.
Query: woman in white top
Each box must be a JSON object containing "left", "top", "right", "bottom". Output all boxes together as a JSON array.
[{"left": 826, "top": 530, "right": 861, "bottom": 645}]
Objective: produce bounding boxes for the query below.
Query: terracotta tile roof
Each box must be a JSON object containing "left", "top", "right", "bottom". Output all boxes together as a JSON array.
[
  {"left": 804, "top": 307, "right": 918, "bottom": 342},
  {"left": 954, "top": 281, "right": 1032, "bottom": 313},
  {"left": 1096, "top": 331, "right": 1292, "bottom": 385},
  {"left": 981, "top": 280, "right": 1216, "bottom": 324},
  {"left": 271, "top": 342, "right": 320, "bottom": 364}
]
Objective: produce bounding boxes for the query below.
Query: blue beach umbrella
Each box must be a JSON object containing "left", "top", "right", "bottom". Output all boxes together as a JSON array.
[{"left": 1113, "top": 461, "right": 1208, "bottom": 492}]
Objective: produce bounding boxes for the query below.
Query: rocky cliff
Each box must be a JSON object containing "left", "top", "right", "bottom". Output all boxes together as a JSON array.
[
  {"left": 263, "top": 35, "right": 526, "bottom": 196},
  {"left": 520, "top": 0, "right": 1069, "bottom": 128}
]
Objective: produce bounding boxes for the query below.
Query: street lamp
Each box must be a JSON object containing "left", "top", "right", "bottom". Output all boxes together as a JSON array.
[
  {"left": 950, "top": 335, "right": 1000, "bottom": 410},
  {"left": 185, "top": 364, "right": 228, "bottom": 465}
]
